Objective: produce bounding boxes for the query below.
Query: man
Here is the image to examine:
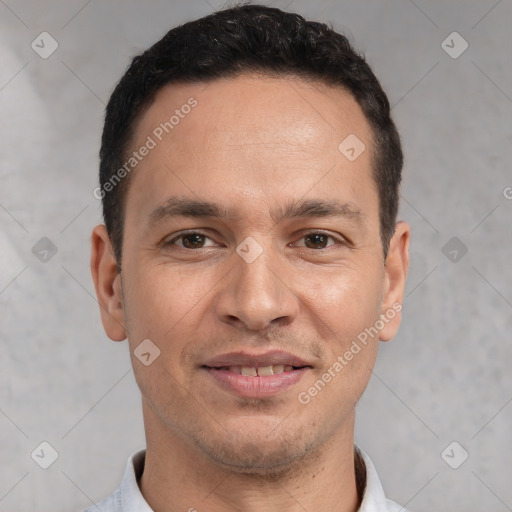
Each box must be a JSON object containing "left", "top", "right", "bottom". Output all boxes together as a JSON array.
[{"left": 89, "top": 3, "right": 410, "bottom": 511}]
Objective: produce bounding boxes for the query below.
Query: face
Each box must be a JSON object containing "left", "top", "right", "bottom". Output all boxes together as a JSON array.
[{"left": 91, "top": 74, "right": 409, "bottom": 475}]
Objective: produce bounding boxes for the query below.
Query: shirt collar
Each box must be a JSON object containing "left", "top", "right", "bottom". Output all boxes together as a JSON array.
[
  {"left": 110, "top": 445, "right": 401, "bottom": 512},
  {"left": 117, "top": 449, "right": 153, "bottom": 512},
  {"left": 355, "top": 445, "right": 402, "bottom": 511}
]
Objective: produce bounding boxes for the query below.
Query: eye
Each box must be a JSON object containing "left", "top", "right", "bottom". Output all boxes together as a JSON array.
[
  {"left": 163, "top": 230, "right": 345, "bottom": 251},
  {"left": 295, "top": 232, "right": 341, "bottom": 250},
  {"left": 164, "top": 231, "right": 217, "bottom": 249}
]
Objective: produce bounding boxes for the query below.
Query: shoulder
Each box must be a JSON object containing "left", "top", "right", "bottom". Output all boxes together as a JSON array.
[
  {"left": 82, "top": 485, "right": 123, "bottom": 512},
  {"left": 81, "top": 449, "right": 148, "bottom": 512},
  {"left": 385, "top": 498, "right": 412, "bottom": 512}
]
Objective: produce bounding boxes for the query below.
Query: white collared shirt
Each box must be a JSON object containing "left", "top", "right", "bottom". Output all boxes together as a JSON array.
[{"left": 83, "top": 446, "right": 409, "bottom": 512}]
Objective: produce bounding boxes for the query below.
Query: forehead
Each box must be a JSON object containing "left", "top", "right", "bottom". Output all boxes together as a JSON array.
[
  {"left": 136, "top": 74, "right": 372, "bottom": 153},
  {"left": 125, "top": 74, "right": 377, "bottom": 223}
]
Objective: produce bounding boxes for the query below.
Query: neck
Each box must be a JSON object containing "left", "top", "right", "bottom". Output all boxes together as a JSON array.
[{"left": 139, "top": 402, "right": 362, "bottom": 512}]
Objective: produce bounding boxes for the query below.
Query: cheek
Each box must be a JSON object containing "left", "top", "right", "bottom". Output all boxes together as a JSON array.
[
  {"left": 297, "top": 262, "right": 384, "bottom": 404},
  {"left": 122, "top": 263, "right": 225, "bottom": 395},
  {"left": 125, "top": 264, "right": 218, "bottom": 334},
  {"left": 302, "top": 274, "right": 381, "bottom": 410},
  {"left": 122, "top": 268, "right": 204, "bottom": 407},
  {"left": 301, "top": 261, "right": 384, "bottom": 337}
]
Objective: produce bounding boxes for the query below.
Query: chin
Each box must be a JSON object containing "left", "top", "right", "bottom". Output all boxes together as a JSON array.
[{"left": 191, "top": 422, "right": 316, "bottom": 478}]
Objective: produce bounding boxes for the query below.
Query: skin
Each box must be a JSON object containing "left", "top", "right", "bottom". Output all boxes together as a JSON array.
[{"left": 91, "top": 74, "right": 410, "bottom": 512}]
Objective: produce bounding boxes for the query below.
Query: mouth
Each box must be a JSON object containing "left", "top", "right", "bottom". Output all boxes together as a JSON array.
[
  {"left": 204, "top": 364, "right": 307, "bottom": 376},
  {"left": 201, "top": 351, "right": 313, "bottom": 398}
]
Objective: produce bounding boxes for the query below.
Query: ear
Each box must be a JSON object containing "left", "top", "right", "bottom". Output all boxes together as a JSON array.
[
  {"left": 90, "top": 224, "right": 127, "bottom": 341},
  {"left": 379, "top": 221, "right": 410, "bottom": 342}
]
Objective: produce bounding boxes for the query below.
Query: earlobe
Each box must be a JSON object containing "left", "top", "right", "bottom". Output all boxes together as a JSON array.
[
  {"left": 90, "top": 224, "right": 127, "bottom": 341},
  {"left": 379, "top": 221, "right": 410, "bottom": 342}
]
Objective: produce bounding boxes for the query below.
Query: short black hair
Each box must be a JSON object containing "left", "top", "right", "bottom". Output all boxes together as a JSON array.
[{"left": 99, "top": 3, "right": 403, "bottom": 265}]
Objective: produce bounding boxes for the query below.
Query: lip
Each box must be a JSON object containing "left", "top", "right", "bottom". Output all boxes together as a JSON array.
[
  {"left": 203, "top": 366, "right": 311, "bottom": 398},
  {"left": 202, "top": 350, "right": 311, "bottom": 368},
  {"left": 201, "top": 350, "right": 312, "bottom": 398}
]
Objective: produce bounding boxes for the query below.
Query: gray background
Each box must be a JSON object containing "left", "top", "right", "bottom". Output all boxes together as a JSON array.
[{"left": 1, "top": 0, "right": 511, "bottom": 510}]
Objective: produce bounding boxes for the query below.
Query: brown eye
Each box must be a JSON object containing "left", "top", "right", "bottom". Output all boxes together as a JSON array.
[
  {"left": 304, "top": 233, "right": 331, "bottom": 249},
  {"left": 165, "top": 231, "right": 216, "bottom": 249},
  {"left": 180, "top": 233, "right": 206, "bottom": 248},
  {"left": 297, "top": 232, "right": 339, "bottom": 250}
]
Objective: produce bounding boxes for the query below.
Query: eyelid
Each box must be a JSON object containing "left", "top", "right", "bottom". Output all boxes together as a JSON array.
[
  {"left": 164, "top": 229, "right": 218, "bottom": 248},
  {"left": 292, "top": 230, "right": 347, "bottom": 248},
  {"left": 163, "top": 229, "right": 348, "bottom": 250}
]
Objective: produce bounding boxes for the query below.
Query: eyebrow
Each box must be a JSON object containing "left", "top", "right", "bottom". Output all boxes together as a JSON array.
[{"left": 148, "top": 196, "right": 364, "bottom": 227}]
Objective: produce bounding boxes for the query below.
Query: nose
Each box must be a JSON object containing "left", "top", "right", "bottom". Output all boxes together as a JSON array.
[{"left": 214, "top": 244, "right": 300, "bottom": 332}]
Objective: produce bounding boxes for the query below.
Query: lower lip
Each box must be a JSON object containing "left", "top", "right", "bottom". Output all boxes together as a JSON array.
[{"left": 203, "top": 367, "right": 310, "bottom": 398}]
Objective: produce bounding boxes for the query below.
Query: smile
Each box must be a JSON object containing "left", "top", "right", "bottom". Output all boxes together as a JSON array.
[{"left": 202, "top": 365, "right": 311, "bottom": 398}]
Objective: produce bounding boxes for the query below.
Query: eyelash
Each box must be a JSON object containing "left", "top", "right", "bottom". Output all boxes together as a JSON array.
[{"left": 163, "top": 230, "right": 346, "bottom": 250}]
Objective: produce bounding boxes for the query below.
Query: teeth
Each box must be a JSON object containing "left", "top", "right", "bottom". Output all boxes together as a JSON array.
[
  {"left": 258, "top": 365, "right": 274, "bottom": 376},
  {"left": 226, "top": 364, "right": 291, "bottom": 376}
]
